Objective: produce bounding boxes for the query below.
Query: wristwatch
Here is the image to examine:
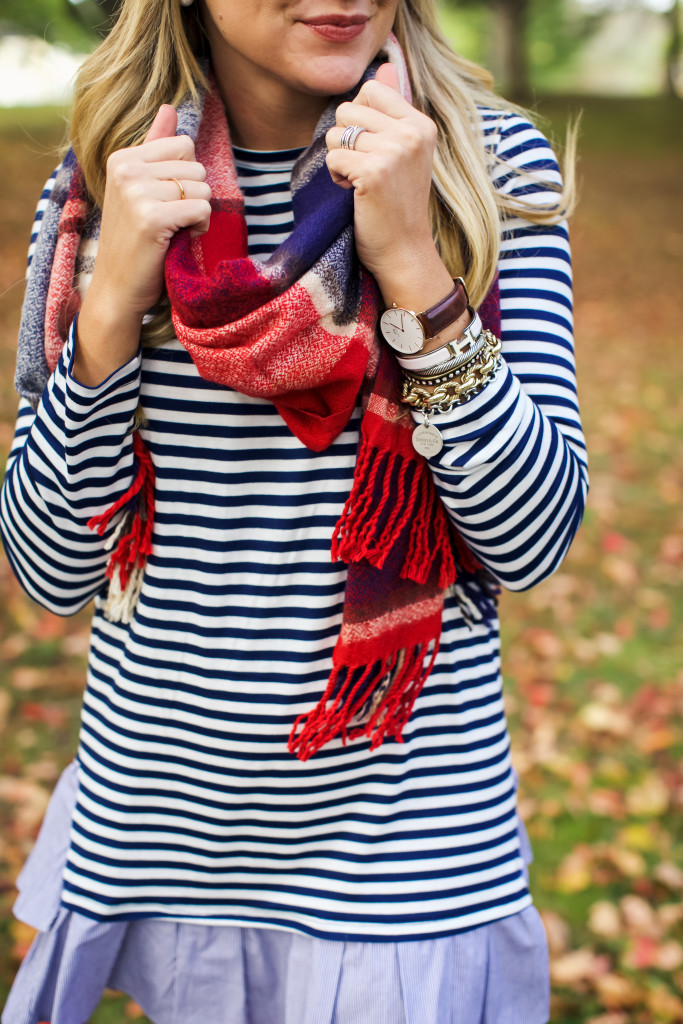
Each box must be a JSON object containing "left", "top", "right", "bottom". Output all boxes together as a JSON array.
[{"left": 379, "top": 278, "right": 469, "bottom": 356}]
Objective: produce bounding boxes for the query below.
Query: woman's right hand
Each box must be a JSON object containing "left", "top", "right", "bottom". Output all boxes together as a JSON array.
[{"left": 73, "top": 104, "right": 212, "bottom": 387}]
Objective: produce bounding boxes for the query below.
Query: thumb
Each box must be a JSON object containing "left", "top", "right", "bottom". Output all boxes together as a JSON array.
[
  {"left": 374, "top": 63, "right": 400, "bottom": 92},
  {"left": 145, "top": 104, "right": 178, "bottom": 143}
]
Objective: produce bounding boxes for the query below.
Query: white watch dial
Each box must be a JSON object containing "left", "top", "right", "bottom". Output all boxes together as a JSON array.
[{"left": 379, "top": 307, "right": 425, "bottom": 355}]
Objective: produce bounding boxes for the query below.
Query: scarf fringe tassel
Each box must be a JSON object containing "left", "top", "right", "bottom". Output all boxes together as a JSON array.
[
  {"left": 331, "top": 438, "right": 459, "bottom": 589},
  {"left": 87, "top": 432, "right": 155, "bottom": 624},
  {"left": 289, "top": 640, "right": 439, "bottom": 762}
]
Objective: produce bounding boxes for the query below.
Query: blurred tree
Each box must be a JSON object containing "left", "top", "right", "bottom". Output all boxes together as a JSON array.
[
  {"left": 664, "top": 0, "right": 681, "bottom": 95},
  {"left": 92, "top": 0, "right": 120, "bottom": 22},
  {"left": 489, "top": 0, "right": 530, "bottom": 99},
  {"left": 446, "top": 0, "right": 604, "bottom": 99},
  {"left": 452, "top": 0, "right": 532, "bottom": 98},
  {"left": 0, "top": 0, "right": 113, "bottom": 48}
]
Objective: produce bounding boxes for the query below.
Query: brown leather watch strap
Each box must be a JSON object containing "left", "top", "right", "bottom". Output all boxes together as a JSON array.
[{"left": 415, "top": 278, "right": 469, "bottom": 340}]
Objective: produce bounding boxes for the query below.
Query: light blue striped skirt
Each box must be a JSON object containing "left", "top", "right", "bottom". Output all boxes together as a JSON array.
[{"left": 3, "top": 764, "right": 550, "bottom": 1024}]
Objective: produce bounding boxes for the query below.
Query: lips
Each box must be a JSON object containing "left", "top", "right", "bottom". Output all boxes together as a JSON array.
[{"left": 301, "top": 13, "right": 369, "bottom": 41}]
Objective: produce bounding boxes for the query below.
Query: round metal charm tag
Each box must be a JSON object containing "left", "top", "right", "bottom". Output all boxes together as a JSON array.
[{"left": 412, "top": 421, "right": 443, "bottom": 458}]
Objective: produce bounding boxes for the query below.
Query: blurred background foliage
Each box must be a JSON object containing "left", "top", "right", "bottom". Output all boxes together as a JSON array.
[
  {"left": 0, "top": 2, "right": 682, "bottom": 1023},
  {"left": 0, "top": 0, "right": 680, "bottom": 100}
]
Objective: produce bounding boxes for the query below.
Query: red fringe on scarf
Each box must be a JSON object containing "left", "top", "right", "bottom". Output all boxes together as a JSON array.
[
  {"left": 87, "top": 432, "right": 155, "bottom": 591},
  {"left": 289, "top": 641, "right": 440, "bottom": 761},
  {"left": 331, "top": 434, "right": 460, "bottom": 590}
]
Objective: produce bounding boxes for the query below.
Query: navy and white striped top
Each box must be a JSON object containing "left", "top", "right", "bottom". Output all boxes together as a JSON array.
[{"left": 1, "top": 111, "right": 587, "bottom": 940}]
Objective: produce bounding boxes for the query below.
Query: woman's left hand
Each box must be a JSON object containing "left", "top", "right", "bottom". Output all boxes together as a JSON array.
[{"left": 325, "top": 63, "right": 451, "bottom": 307}]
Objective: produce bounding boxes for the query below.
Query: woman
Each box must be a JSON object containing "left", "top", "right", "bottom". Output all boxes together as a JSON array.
[{"left": 1, "top": 0, "right": 587, "bottom": 1021}]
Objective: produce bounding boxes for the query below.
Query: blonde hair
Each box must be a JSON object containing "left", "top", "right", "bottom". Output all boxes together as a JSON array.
[{"left": 70, "top": 0, "right": 576, "bottom": 312}]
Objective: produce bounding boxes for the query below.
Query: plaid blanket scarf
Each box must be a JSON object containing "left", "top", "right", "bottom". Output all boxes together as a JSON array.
[{"left": 15, "top": 36, "right": 500, "bottom": 759}]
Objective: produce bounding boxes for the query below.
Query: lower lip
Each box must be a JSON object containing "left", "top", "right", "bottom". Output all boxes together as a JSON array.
[{"left": 305, "top": 22, "right": 367, "bottom": 42}]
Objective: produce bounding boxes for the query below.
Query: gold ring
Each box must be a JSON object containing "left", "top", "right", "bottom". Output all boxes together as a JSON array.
[{"left": 170, "top": 176, "right": 185, "bottom": 200}]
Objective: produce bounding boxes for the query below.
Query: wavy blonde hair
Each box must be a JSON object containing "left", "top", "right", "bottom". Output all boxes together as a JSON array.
[{"left": 70, "top": 0, "right": 576, "bottom": 315}]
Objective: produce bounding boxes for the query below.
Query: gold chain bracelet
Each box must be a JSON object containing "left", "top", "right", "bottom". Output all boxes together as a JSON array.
[{"left": 401, "top": 330, "right": 502, "bottom": 414}]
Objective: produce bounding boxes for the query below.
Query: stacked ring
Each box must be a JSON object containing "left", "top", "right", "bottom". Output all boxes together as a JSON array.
[
  {"left": 170, "top": 176, "right": 186, "bottom": 200},
  {"left": 340, "top": 125, "right": 368, "bottom": 151}
]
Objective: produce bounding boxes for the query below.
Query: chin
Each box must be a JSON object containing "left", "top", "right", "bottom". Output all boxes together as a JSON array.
[{"left": 299, "top": 55, "right": 374, "bottom": 97}]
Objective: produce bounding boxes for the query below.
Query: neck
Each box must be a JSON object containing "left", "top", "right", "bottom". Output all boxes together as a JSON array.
[{"left": 212, "top": 56, "right": 329, "bottom": 151}]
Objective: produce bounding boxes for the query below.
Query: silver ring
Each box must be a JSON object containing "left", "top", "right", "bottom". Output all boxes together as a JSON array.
[{"left": 340, "top": 125, "right": 368, "bottom": 151}]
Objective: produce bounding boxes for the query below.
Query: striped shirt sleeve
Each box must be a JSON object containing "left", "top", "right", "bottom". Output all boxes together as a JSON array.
[
  {"left": 1, "top": 323, "right": 142, "bottom": 614},
  {"left": 421, "top": 113, "right": 588, "bottom": 591}
]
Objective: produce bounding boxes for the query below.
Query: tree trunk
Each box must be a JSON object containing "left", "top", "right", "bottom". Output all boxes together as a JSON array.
[
  {"left": 665, "top": 0, "right": 681, "bottom": 97},
  {"left": 489, "top": 0, "right": 531, "bottom": 102}
]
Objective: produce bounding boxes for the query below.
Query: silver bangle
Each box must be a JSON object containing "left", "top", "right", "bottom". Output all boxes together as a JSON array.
[
  {"left": 401, "top": 336, "right": 486, "bottom": 381},
  {"left": 396, "top": 308, "right": 483, "bottom": 372}
]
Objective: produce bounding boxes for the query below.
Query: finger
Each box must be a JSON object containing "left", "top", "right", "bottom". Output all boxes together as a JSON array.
[
  {"left": 140, "top": 134, "right": 197, "bottom": 163},
  {"left": 159, "top": 179, "right": 212, "bottom": 203},
  {"left": 334, "top": 102, "right": 395, "bottom": 134},
  {"left": 160, "top": 178, "right": 214, "bottom": 201},
  {"left": 326, "top": 149, "right": 375, "bottom": 192},
  {"left": 374, "top": 63, "right": 401, "bottom": 93},
  {"left": 145, "top": 104, "right": 178, "bottom": 143},
  {"left": 147, "top": 159, "right": 208, "bottom": 183},
  {"left": 326, "top": 125, "right": 374, "bottom": 153},
  {"left": 353, "top": 77, "right": 412, "bottom": 118},
  {"left": 165, "top": 199, "right": 213, "bottom": 234}
]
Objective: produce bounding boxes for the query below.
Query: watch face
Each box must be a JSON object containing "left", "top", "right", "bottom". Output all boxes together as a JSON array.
[{"left": 379, "top": 307, "right": 425, "bottom": 355}]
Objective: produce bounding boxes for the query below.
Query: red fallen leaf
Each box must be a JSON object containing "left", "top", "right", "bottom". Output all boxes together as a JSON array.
[
  {"left": 623, "top": 935, "right": 658, "bottom": 970},
  {"left": 601, "top": 531, "right": 629, "bottom": 553},
  {"left": 660, "top": 533, "right": 683, "bottom": 566},
  {"left": 19, "top": 703, "right": 68, "bottom": 728},
  {"left": 637, "top": 725, "right": 677, "bottom": 754},
  {"left": 30, "top": 613, "right": 67, "bottom": 640},
  {"left": 614, "top": 617, "right": 635, "bottom": 639},
  {"left": 649, "top": 603, "right": 671, "bottom": 630},
  {"left": 529, "top": 681, "right": 554, "bottom": 707}
]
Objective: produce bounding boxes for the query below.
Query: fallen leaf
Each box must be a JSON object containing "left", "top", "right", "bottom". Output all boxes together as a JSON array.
[
  {"left": 587, "top": 789, "right": 625, "bottom": 818},
  {"left": 0, "top": 690, "right": 11, "bottom": 731},
  {"left": 620, "top": 894, "right": 661, "bottom": 938},
  {"left": 646, "top": 985, "right": 683, "bottom": 1022},
  {"left": 608, "top": 847, "right": 646, "bottom": 878},
  {"left": 579, "top": 702, "right": 631, "bottom": 737},
  {"left": 11, "top": 668, "right": 50, "bottom": 692},
  {"left": 655, "top": 941, "right": 683, "bottom": 972},
  {"left": 19, "top": 702, "right": 68, "bottom": 727},
  {"left": 658, "top": 905, "right": 683, "bottom": 932},
  {"left": 655, "top": 862, "right": 683, "bottom": 892},
  {"left": 622, "top": 935, "right": 658, "bottom": 970},
  {"left": 10, "top": 920, "right": 37, "bottom": 962},
  {"left": 618, "top": 823, "right": 658, "bottom": 852},
  {"left": 551, "top": 948, "right": 610, "bottom": 987},
  {"left": 626, "top": 774, "right": 670, "bottom": 817},
  {"left": 588, "top": 901, "right": 622, "bottom": 940},
  {"left": 601, "top": 555, "right": 639, "bottom": 588},
  {"left": 594, "top": 972, "right": 643, "bottom": 1009},
  {"left": 556, "top": 846, "right": 593, "bottom": 894},
  {"left": 540, "top": 909, "right": 571, "bottom": 954}
]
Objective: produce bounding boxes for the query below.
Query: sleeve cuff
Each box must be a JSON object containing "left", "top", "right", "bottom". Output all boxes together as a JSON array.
[
  {"left": 65, "top": 318, "right": 142, "bottom": 408},
  {"left": 407, "top": 361, "right": 529, "bottom": 474}
]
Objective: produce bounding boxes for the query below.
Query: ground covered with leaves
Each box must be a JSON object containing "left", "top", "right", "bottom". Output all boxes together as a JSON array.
[{"left": 0, "top": 98, "right": 681, "bottom": 1023}]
